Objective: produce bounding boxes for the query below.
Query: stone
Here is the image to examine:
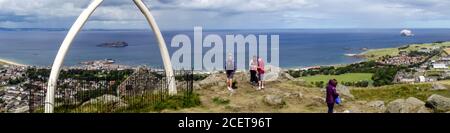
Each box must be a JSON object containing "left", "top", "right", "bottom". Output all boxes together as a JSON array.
[
  {"left": 336, "top": 85, "right": 354, "bottom": 99},
  {"left": 307, "top": 96, "right": 325, "bottom": 107},
  {"left": 295, "top": 92, "right": 304, "bottom": 99},
  {"left": 386, "top": 97, "right": 425, "bottom": 113},
  {"left": 367, "top": 101, "right": 385, "bottom": 110},
  {"left": 12, "top": 106, "right": 29, "bottom": 113},
  {"left": 312, "top": 96, "right": 326, "bottom": 103},
  {"left": 198, "top": 73, "right": 225, "bottom": 88},
  {"left": 263, "top": 65, "right": 282, "bottom": 82},
  {"left": 355, "top": 101, "right": 368, "bottom": 105},
  {"left": 417, "top": 106, "right": 432, "bottom": 113},
  {"left": 386, "top": 99, "right": 405, "bottom": 113},
  {"left": 282, "top": 72, "right": 295, "bottom": 81},
  {"left": 82, "top": 94, "right": 127, "bottom": 110},
  {"left": 82, "top": 94, "right": 121, "bottom": 105},
  {"left": 432, "top": 83, "right": 447, "bottom": 90},
  {"left": 425, "top": 94, "right": 450, "bottom": 113},
  {"left": 225, "top": 105, "right": 244, "bottom": 112},
  {"left": 263, "top": 95, "right": 285, "bottom": 107}
]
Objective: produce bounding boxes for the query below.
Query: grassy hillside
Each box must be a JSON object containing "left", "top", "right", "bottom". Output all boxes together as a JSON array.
[
  {"left": 29, "top": 72, "right": 450, "bottom": 113},
  {"left": 300, "top": 73, "right": 373, "bottom": 83},
  {"left": 361, "top": 41, "right": 450, "bottom": 60},
  {"left": 352, "top": 83, "right": 450, "bottom": 103}
]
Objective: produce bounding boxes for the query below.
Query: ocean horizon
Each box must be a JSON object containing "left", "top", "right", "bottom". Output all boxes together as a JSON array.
[{"left": 1, "top": 28, "right": 450, "bottom": 69}]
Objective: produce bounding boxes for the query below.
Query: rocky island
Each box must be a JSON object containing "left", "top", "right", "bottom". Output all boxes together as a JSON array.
[{"left": 97, "top": 41, "right": 128, "bottom": 48}]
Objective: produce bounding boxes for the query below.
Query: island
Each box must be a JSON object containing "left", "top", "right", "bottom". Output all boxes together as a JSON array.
[{"left": 96, "top": 41, "right": 128, "bottom": 48}]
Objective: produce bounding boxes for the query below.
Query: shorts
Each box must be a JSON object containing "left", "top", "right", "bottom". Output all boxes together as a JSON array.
[
  {"left": 258, "top": 73, "right": 264, "bottom": 81},
  {"left": 226, "top": 70, "right": 235, "bottom": 79}
]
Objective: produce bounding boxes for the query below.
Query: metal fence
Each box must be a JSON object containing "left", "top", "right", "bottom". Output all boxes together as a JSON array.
[{"left": 17, "top": 67, "right": 194, "bottom": 113}]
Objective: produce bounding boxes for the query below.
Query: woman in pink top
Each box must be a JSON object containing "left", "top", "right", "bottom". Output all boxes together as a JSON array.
[{"left": 257, "top": 57, "right": 265, "bottom": 90}]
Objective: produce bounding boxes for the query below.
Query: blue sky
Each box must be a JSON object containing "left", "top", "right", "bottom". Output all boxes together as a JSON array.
[{"left": 1, "top": 0, "right": 450, "bottom": 30}]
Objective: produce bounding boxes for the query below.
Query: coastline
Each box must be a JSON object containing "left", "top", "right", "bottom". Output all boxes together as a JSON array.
[
  {"left": 1, "top": 41, "right": 448, "bottom": 70},
  {"left": 0, "top": 58, "right": 27, "bottom": 67}
]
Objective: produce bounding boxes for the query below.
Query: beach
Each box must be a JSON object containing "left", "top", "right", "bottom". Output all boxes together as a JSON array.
[{"left": 0, "top": 58, "right": 27, "bottom": 66}]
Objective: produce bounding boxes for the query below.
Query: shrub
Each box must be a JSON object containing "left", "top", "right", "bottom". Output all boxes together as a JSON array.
[
  {"left": 151, "top": 93, "right": 201, "bottom": 112},
  {"left": 314, "top": 81, "right": 324, "bottom": 88},
  {"left": 212, "top": 97, "right": 230, "bottom": 105}
]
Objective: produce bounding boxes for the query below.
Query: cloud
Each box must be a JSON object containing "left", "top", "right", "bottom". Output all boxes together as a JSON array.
[
  {"left": 155, "top": 0, "right": 313, "bottom": 13},
  {"left": 1, "top": 0, "right": 450, "bottom": 29}
]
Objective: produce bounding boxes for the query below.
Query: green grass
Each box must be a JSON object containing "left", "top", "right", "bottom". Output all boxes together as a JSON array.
[
  {"left": 361, "top": 41, "right": 450, "bottom": 60},
  {"left": 426, "top": 70, "right": 444, "bottom": 77},
  {"left": 300, "top": 73, "right": 373, "bottom": 83},
  {"left": 115, "top": 93, "right": 201, "bottom": 113},
  {"left": 212, "top": 97, "right": 230, "bottom": 105},
  {"left": 32, "top": 92, "right": 202, "bottom": 113},
  {"left": 362, "top": 48, "right": 399, "bottom": 60},
  {"left": 352, "top": 84, "right": 450, "bottom": 103}
]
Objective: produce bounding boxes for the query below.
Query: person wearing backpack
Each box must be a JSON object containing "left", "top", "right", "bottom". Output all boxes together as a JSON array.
[{"left": 326, "top": 79, "right": 339, "bottom": 113}]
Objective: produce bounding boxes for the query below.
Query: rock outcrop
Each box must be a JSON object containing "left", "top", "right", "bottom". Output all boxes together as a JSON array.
[
  {"left": 263, "top": 65, "right": 282, "bottom": 82},
  {"left": 263, "top": 95, "right": 285, "bottom": 107},
  {"left": 82, "top": 94, "right": 128, "bottom": 110},
  {"left": 367, "top": 101, "right": 385, "bottom": 111},
  {"left": 198, "top": 73, "right": 226, "bottom": 89},
  {"left": 386, "top": 97, "right": 425, "bottom": 113},
  {"left": 425, "top": 94, "right": 450, "bottom": 113},
  {"left": 336, "top": 85, "right": 354, "bottom": 99},
  {"left": 12, "top": 106, "right": 29, "bottom": 113}
]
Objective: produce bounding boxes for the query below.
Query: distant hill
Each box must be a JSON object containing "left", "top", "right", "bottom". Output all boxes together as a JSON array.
[
  {"left": 0, "top": 27, "right": 67, "bottom": 31},
  {"left": 0, "top": 27, "right": 146, "bottom": 31}
]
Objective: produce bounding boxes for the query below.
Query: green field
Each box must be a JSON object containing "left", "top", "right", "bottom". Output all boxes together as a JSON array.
[
  {"left": 300, "top": 73, "right": 373, "bottom": 83},
  {"left": 352, "top": 83, "right": 450, "bottom": 103},
  {"left": 362, "top": 48, "right": 399, "bottom": 60},
  {"left": 362, "top": 41, "right": 450, "bottom": 60}
]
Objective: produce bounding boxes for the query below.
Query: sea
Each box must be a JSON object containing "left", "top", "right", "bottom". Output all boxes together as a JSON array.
[{"left": 1, "top": 29, "right": 450, "bottom": 69}]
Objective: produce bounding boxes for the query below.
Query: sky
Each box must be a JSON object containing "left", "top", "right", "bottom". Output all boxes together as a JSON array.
[{"left": 1, "top": 0, "right": 450, "bottom": 30}]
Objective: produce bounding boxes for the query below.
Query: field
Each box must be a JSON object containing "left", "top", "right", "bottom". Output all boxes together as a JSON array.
[
  {"left": 300, "top": 73, "right": 373, "bottom": 83},
  {"left": 361, "top": 48, "right": 399, "bottom": 60},
  {"left": 351, "top": 83, "right": 450, "bottom": 103},
  {"left": 361, "top": 41, "right": 450, "bottom": 60}
]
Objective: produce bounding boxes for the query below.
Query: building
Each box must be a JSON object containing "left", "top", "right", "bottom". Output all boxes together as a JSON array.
[
  {"left": 418, "top": 76, "right": 426, "bottom": 82},
  {"left": 433, "top": 63, "right": 448, "bottom": 69}
]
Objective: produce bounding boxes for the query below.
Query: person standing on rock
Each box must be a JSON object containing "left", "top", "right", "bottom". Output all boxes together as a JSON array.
[
  {"left": 249, "top": 56, "right": 258, "bottom": 86},
  {"left": 225, "top": 53, "right": 236, "bottom": 93},
  {"left": 257, "top": 57, "right": 265, "bottom": 90},
  {"left": 326, "top": 79, "right": 339, "bottom": 113}
]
